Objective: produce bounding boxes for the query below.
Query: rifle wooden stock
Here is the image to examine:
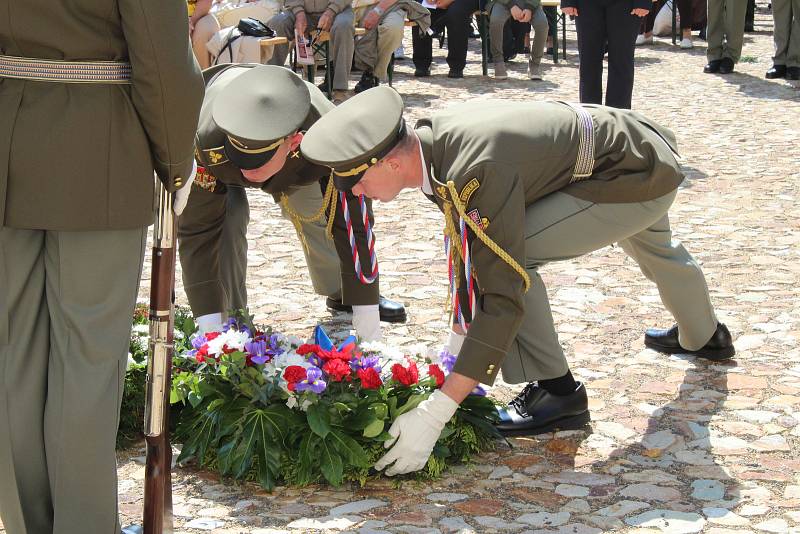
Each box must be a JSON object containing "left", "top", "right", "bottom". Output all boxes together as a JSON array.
[{"left": 143, "top": 182, "right": 177, "bottom": 534}]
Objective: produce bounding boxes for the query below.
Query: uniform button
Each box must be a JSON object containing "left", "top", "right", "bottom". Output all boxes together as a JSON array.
[
  {"left": 486, "top": 369, "right": 492, "bottom": 375},
  {"left": 488, "top": 364, "right": 495, "bottom": 370}
]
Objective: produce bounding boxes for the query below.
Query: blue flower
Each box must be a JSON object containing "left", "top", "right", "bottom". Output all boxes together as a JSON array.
[{"left": 191, "top": 334, "right": 208, "bottom": 350}]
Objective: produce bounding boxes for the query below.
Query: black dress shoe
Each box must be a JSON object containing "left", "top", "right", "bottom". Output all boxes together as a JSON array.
[
  {"left": 644, "top": 323, "right": 735, "bottom": 360},
  {"left": 703, "top": 60, "right": 721, "bottom": 73},
  {"left": 766, "top": 64, "right": 787, "bottom": 79},
  {"left": 718, "top": 57, "right": 735, "bottom": 74},
  {"left": 447, "top": 69, "right": 464, "bottom": 79},
  {"left": 495, "top": 382, "right": 590, "bottom": 437},
  {"left": 787, "top": 66, "right": 800, "bottom": 80},
  {"left": 414, "top": 67, "right": 431, "bottom": 77},
  {"left": 326, "top": 295, "right": 407, "bottom": 323},
  {"left": 354, "top": 70, "right": 380, "bottom": 93}
]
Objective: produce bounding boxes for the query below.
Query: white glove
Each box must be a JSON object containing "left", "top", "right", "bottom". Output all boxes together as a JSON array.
[
  {"left": 173, "top": 160, "right": 197, "bottom": 216},
  {"left": 374, "top": 389, "right": 459, "bottom": 476},
  {"left": 352, "top": 304, "right": 381, "bottom": 342},
  {"left": 196, "top": 312, "right": 223, "bottom": 335},
  {"left": 446, "top": 330, "right": 466, "bottom": 355}
]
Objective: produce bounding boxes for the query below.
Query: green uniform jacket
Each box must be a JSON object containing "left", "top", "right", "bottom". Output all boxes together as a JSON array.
[
  {"left": 180, "top": 64, "right": 379, "bottom": 316},
  {"left": 416, "top": 100, "right": 683, "bottom": 385},
  {"left": 0, "top": 0, "right": 204, "bottom": 230}
]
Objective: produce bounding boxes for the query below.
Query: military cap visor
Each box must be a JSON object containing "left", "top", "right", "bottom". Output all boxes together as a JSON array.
[
  {"left": 301, "top": 86, "right": 406, "bottom": 190},
  {"left": 212, "top": 65, "right": 311, "bottom": 171}
]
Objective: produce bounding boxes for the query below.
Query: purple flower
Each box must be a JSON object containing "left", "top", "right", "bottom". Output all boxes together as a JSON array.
[
  {"left": 352, "top": 355, "right": 382, "bottom": 373},
  {"left": 191, "top": 335, "right": 208, "bottom": 350},
  {"left": 294, "top": 366, "right": 327, "bottom": 394},
  {"left": 439, "top": 350, "right": 457, "bottom": 374},
  {"left": 245, "top": 340, "right": 270, "bottom": 365},
  {"left": 470, "top": 385, "right": 487, "bottom": 396}
]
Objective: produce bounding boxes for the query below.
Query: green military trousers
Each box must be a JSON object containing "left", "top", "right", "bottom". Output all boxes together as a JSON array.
[
  {"left": 501, "top": 189, "right": 719, "bottom": 384},
  {"left": 707, "top": 0, "right": 749, "bottom": 62},
  {"left": 0, "top": 225, "right": 147, "bottom": 534},
  {"left": 217, "top": 183, "right": 342, "bottom": 312},
  {"left": 772, "top": 0, "right": 800, "bottom": 68}
]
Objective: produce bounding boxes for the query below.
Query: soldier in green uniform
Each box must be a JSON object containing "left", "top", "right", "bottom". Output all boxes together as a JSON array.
[
  {"left": 179, "top": 65, "right": 406, "bottom": 340},
  {"left": 0, "top": 0, "right": 203, "bottom": 532},
  {"left": 301, "top": 87, "right": 736, "bottom": 476}
]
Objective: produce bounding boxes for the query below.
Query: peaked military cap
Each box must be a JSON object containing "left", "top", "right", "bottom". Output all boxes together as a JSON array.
[
  {"left": 212, "top": 65, "right": 311, "bottom": 170},
  {"left": 301, "top": 86, "right": 406, "bottom": 190}
]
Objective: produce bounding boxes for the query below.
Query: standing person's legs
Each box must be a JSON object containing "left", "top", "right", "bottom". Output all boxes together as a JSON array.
[
  {"left": 772, "top": 0, "right": 792, "bottom": 67},
  {"left": 192, "top": 13, "right": 221, "bottom": 69},
  {"left": 44, "top": 227, "right": 147, "bottom": 533},
  {"left": 279, "top": 182, "right": 343, "bottom": 299},
  {"left": 706, "top": 0, "right": 726, "bottom": 61},
  {"left": 575, "top": 0, "right": 608, "bottom": 105},
  {"left": 605, "top": 0, "right": 641, "bottom": 109},
  {"left": 267, "top": 11, "right": 297, "bottom": 66},
  {"left": 220, "top": 186, "right": 250, "bottom": 312},
  {"left": 722, "top": 0, "right": 748, "bottom": 62},
  {"left": 789, "top": 0, "right": 800, "bottom": 68},
  {"left": 0, "top": 228, "right": 53, "bottom": 534},
  {"left": 375, "top": 10, "right": 406, "bottom": 80},
  {"left": 489, "top": 3, "right": 511, "bottom": 66},
  {"left": 330, "top": 8, "right": 356, "bottom": 90}
]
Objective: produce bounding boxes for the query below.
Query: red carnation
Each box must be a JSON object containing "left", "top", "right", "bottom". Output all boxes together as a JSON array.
[
  {"left": 205, "top": 332, "right": 221, "bottom": 341},
  {"left": 221, "top": 344, "right": 237, "bottom": 354},
  {"left": 323, "top": 358, "right": 352, "bottom": 382},
  {"left": 296, "top": 344, "right": 320, "bottom": 356},
  {"left": 428, "top": 364, "right": 445, "bottom": 387},
  {"left": 283, "top": 365, "right": 308, "bottom": 384},
  {"left": 195, "top": 345, "right": 209, "bottom": 363},
  {"left": 357, "top": 367, "right": 383, "bottom": 389},
  {"left": 391, "top": 358, "right": 419, "bottom": 386}
]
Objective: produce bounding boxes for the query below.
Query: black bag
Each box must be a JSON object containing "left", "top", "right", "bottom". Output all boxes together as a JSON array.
[
  {"left": 214, "top": 18, "right": 275, "bottom": 65},
  {"left": 237, "top": 17, "right": 275, "bottom": 38}
]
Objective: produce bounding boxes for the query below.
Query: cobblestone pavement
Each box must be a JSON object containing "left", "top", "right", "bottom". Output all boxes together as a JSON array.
[{"left": 3, "top": 8, "right": 798, "bottom": 534}]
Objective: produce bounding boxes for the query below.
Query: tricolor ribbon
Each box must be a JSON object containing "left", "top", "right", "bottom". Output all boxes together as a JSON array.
[{"left": 340, "top": 192, "right": 379, "bottom": 284}]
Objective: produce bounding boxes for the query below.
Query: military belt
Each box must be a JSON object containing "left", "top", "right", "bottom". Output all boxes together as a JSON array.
[
  {"left": 562, "top": 101, "right": 596, "bottom": 182},
  {"left": 0, "top": 55, "right": 132, "bottom": 84}
]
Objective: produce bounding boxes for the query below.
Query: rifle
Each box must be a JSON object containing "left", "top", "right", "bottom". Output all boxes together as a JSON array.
[{"left": 143, "top": 180, "right": 177, "bottom": 534}]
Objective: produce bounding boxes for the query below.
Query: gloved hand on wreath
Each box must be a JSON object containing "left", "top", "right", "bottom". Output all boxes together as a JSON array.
[{"left": 373, "top": 389, "right": 459, "bottom": 476}]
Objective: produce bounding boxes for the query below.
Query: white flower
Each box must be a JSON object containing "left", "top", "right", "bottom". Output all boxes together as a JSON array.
[
  {"left": 126, "top": 352, "right": 137, "bottom": 370},
  {"left": 206, "top": 329, "right": 250, "bottom": 355},
  {"left": 286, "top": 396, "right": 298, "bottom": 409},
  {"left": 300, "top": 399, "right": 312, "bottom": 412}
]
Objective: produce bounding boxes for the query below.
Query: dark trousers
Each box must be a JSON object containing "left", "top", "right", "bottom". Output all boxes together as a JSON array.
[
  {"left": 412, "top": 0, "right": 481, "bottom": 71},
  {"left": 575, "top": 0, "right": 642, "bottom": 109}
]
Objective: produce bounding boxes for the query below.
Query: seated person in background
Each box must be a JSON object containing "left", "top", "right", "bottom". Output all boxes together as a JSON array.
[
  {"left": 268, "top": 0, "right": 356, "bottom": 101},
  {"left": 412, "top": 0, "right": 481, "bottom": 78},
  {"left": 190, "top": 0, "right": 222, "bottom": 68},
  {"left": 352, "top": 0, "right": 431, "bottom": 91},
  {"left": 489, "top": 0, "right": 548, "bottom": 79}
]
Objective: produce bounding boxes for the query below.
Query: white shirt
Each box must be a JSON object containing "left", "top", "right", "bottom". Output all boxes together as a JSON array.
[{"left": 418, "top": 136, "right": 433, "bottom": 196}]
